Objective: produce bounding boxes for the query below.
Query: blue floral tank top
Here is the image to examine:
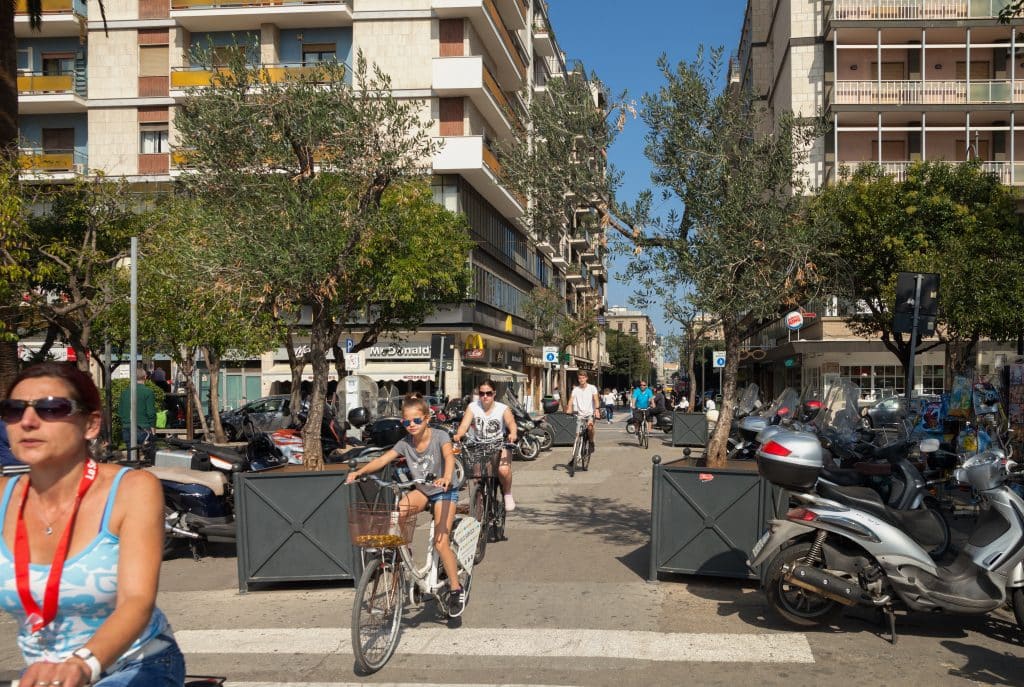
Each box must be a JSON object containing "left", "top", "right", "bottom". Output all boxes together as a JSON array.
[{"left": 0, "top": 468, "right": 174, "bottom": 667}]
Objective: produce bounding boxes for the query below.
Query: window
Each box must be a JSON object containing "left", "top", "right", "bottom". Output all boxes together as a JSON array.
[
  {"left": 629, "top": 321, "right": 638, "bottom": 334},
  {"left": 917, "top": 365, "right": 944, "bottom": 396},
  {"left": 41, "top": 54, "right": 74, "bottom": 76},
  {"left": 139, "top": 45, "right": 169, "bottom": 77},
  {"left": 16, "top": 48, "right": 31, "bottom": 73},
  {"left": 301, "top": 44, "right": 336, "bottom": 65},
  {"left": 140, "top": 125, "right": 169, "bottom": 154},
  {"left": 616, "top": 322, "right": 622, "bottom": 331},
  {"left": 210, "top": 46, "right": 246, "bottom": 68},
  {"left": 431, "top": 175, "right": 460, "bottom": 212},
  {"left": 472, "top": 266, "right": 527, "bottom": 316},
  {"left": 41, "top": 128, "right": 74, "bottom": 153}
]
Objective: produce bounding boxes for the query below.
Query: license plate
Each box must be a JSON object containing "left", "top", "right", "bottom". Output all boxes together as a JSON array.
[{"left": 750, "top": 528, "right": 772, "bottom": 560}]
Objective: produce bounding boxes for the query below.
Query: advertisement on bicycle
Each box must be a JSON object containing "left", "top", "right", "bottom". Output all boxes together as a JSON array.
[{"left": 452, "top": 516, "right": 482, "bottom": 574}]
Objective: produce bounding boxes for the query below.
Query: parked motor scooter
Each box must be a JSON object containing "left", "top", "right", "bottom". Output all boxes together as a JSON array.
[
  {"left": 502, "top": 390, "right": 544, "bottom": 460},
  {"left": 147, "top": 435, "right": 288, "bottom": 558},
  {"left": 751, "top": 440, "right": 1024, "bottom": 640}
]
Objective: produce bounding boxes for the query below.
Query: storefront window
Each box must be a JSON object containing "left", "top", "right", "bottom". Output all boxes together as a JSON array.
[{"left": 917, "top": 365, "right": 945, "bottom": 395}]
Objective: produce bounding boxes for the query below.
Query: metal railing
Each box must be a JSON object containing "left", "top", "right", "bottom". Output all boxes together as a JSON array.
[
  {"left": 17, "top": 70, "right": 86, "bottom": 97},
  {"left": 482, "top": 63, "right": 522, "bottom": 130},
  {"left": 484, "top": 0, "right": 526, "bottom": 80},
  {"left": 832, "top": 0, "right": 1012, "bottom": 20},
  {"left": 18, "top": 148, "right": 87, "bottom": 172},
  {"left": 15, "top": 0, "right": 83, "bottom": 13},
  {"left": 834, "top": 79, "right": 1024, "bottom": 104},
  {"left": 838, "top": 159, "right": 1024, "bottom": 184},
  {"left": 171, "top": 0, "right": 345, "bottom": 8},
  {"left": 170, "top": 62, "right": 342, "bottom": 88}
]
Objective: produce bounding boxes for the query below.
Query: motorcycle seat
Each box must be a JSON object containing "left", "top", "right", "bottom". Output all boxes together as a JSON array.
[
  {"left": 819, "top": 466, "right": 864, "bottom": 487},
  {"left": 145, "top": 466, "right": 227, "bottom": 496},
  {"left": 816, "top": 482, "right": 945, "bottom": 551}
]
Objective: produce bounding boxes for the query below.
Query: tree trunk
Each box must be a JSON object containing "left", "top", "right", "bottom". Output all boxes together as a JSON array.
[
  {"left": 944, "top": 336, "right": 979, "bottom": 390},
  {"left": 179, "top": 347, "right": 211, "bottom": 440},
  {"left": 686, "top": 346, "right": 697, "bottom": 412},
  {"left": 0, "top": 341, "right": 18, "bottom": 400},
  {"left": 558, "top": 361, "right": 567, "bottom": 410},
  {"left": 205, "top": 347, "right": 227, "bottom": 443},
  {"left": 302, "top": 304, "right": 332, "bottom": 471},
  {"left": 704, "top": 326, "right": 741, "bottom": 467},
  {"left": 0, "top": 0, "right": 17, "bottom": 163},
  {"left": 285, "top": 329, "right": 306, "bottom": 428}
]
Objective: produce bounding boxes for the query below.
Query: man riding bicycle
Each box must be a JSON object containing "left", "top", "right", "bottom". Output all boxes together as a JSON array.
[
  {"left": 566, "top": 371, "right": 601, "bottom": 453},
  {"left": 631, "top": 380, "right": 654, "bottom": 435}
]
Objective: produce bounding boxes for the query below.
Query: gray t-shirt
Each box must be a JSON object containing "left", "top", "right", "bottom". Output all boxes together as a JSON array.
[{"left": 393, "top": 428, "right": 451, "bottom": 496}]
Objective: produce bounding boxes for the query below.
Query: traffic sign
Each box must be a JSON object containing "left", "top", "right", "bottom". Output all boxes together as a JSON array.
[
  {"left": 345, "top": 338, "right": 354, "bottom": 353},
  {"left": 712, "top": 351, "right": 726, "bottom": 368},
  {"left": 344, "top": 352, "right": 361, "bottom": 370},
  {"left": 542, "top": 346, "right": 559, "bottom": 364}
]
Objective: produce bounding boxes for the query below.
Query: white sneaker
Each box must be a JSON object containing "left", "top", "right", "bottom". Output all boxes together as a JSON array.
[{"left": 504, "top": 494, "right": 516, "bottom": 512}]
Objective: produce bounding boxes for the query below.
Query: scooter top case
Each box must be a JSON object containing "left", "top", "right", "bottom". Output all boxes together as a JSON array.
[{"left": 739, "top": 415, "right": 768, "bottom": 442}]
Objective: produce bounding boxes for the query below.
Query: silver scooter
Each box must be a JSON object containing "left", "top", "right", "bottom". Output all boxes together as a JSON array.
[{"left": 749, "top": 431, "right": 1024, "bottom": 642}]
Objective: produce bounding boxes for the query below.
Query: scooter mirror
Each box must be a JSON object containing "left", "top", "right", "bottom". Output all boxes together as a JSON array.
[
  {"left": 918, "top": 438, "right": 940, "bottom": 453},
  {"left": 347, "top": 458, "right": 359, "bottom": 471}
]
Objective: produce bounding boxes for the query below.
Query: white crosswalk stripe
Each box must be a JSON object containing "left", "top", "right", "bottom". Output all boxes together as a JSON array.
[{"left": 178, "top": 627, "right": 814, "bottom": 663}]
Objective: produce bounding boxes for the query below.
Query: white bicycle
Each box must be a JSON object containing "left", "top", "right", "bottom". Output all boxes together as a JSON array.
[{"left": 348, "top": 473, "right": 481, "bottom": 674}]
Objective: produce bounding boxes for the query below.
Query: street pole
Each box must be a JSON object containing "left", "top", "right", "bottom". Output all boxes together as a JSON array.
[
  {"left": 904, "top": 273, "right": 923, "bottom": 408},
  {"left": 438, "top": 334, "right": 446, "bottom": 400},
  {"left": 129, "top": 237, "right": 138, "bottom": 460}
]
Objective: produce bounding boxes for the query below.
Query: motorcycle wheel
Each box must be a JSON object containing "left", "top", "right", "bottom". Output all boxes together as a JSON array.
[
  {"left": 537, "top": 426, "right": 554, "bottom": 451},
  {"left": 764, "top": 541, "right": 843, "bottom": 627},
  {"left": 1013, "top": 588, "right": 1024, "bottom": 628},
  {"left": 517, "top": 435, "right": 540, "bottom": 461}
]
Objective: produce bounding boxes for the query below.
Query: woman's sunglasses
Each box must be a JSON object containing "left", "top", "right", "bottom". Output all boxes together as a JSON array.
[
  {"left": 0, "top": 397, "right": 83, "bottom": 424},
  {"left": 479, "top": 390, "right": 495, "bottom": 397},
  {"left": 400, "top": 417, "right": 425, "bottom": 427}
]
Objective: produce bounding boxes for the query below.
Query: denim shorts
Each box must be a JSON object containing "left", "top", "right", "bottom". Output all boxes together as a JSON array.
[
  {"left": 95, "top": 642, "right": 186, "bottom": 687},
  {"left": 428, "top": 487, "right": 459, "bottom": 505}
]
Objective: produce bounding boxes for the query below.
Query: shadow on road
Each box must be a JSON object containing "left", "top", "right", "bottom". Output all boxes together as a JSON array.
[
  {"left": 943, "top": 637, "right": 1024, "bottom": 685},
  {"left": 515, "top": 494, "right": 650, "bottom": 545}
]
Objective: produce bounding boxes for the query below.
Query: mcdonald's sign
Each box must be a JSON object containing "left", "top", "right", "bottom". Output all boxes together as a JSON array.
[{"left": 464, "top": 334, "right": 485, "bottom": 359}]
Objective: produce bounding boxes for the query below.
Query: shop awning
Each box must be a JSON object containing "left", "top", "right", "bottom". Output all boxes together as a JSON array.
[{"left": 463, "top": 364, "right": 528, "bottom": 382}]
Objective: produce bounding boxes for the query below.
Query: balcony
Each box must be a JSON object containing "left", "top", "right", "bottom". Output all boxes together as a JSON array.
[
  {"left": 536, "top": 239, "right": 556, "bottom": 256},
  {"left": 170, "top": 0, "right": 351, "bottom": 32},
  {"left": 532, "top": 14, "right": 557, "bottom": 59},
  {"left": 838, "top": 159, "right": 1024, "bottom": 184},
  {"left": 564, "top": 266, "right": 585, "bottom": 284},
  {"left": 18, "top": 148, "right": 87, "bottom": 179},
  {"left": 433, "top": 0, "right": 527, "bottom": 89},
  {"left": 170, "top": 63, "right": 330, "bottom": 97},
  {"left": 17, "top": 71, "right": 88, "bottom": 113},
  {"left": 831, "top": 0, "right": 1013, "bottom": 21},
  {"left": 15, "top": 0, "right": 86, "bottom": 37},
  {"left": 834, "top": 79, "right": 1024, "bottom": 105},
  {"left": 493, "top": 0, "right": 527, "bottom": 30},
  {"left": 433, "top": 135, "right": 524, "bottom": 217},
  {"left": 433, "top": 56, "right": 522, "bottom": 138}
]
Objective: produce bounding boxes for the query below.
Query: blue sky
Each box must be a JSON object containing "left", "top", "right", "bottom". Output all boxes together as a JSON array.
[{"left": 546, "top": 0, "right": 748, "bottom": 336}]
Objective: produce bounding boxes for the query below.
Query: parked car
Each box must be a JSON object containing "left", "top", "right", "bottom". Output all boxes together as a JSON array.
[
  {"left": 219, "top": 395, "right": 294, "bottom": 441},
  {"left": 861, "top": 394, "right": 939, "bottom": 428}
]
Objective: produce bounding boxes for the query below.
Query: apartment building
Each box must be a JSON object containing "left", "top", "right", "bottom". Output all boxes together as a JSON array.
[
  {"left": 732, "top": 0, "right": 1022, "bottom": 400},
  {"left": 14, "top": 0, "right": 608, "bottom": 411}
]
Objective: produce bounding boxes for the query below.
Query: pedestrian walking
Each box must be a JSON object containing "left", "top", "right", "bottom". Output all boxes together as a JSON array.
[
  {"left": 601, "top": 388, "right": 615, "bottom": 423},
  {"left": 118, "top": 367, "right": 156, "bottom": 452}
]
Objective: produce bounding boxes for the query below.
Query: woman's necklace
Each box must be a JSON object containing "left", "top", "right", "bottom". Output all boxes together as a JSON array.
[{"left": 31, "top": 493, "right": 75, "bottom": 536}]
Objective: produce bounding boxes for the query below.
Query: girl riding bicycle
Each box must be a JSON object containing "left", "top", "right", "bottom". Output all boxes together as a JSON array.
[{"left": 345, "top": 393, "right": 466, "bottom": 617}]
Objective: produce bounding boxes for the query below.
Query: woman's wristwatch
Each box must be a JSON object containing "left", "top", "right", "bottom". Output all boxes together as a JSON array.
[{"left": 71, "top": 647, "right": 102, "bottom": 683}]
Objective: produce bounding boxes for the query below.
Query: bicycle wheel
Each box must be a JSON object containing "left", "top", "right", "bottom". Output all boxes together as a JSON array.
[
  {"left": 569, "top": 432, "right": 581, "bottom": 478},
  {"left": 641, "top": 421, "right": 649, "bottom": 449},
  {"left": 351, "top": 556, "right": 404, "bottom": 674},
  {"left": 581, "top": 434, "right": 592, "bottom": 471},
  {"left": 491, "top": 480, "right": 506, "bottom": 541},
  {"left": 469, "top": 479, "right": 488, "bottom": 564}
]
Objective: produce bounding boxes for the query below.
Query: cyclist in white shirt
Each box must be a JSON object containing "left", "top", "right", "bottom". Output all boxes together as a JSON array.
[
  {"left": 566, "top": 371, "right": 601, "bottom": 453},
  {"left": 453, "top": 379, "right": 518, "bottom": 511}
]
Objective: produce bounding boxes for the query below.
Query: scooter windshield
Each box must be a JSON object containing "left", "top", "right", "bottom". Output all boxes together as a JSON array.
[
  {"left": 736, "top": 384, "right": 760, "bottom": 416},
  {"left": 766, "top": 387, "right": 800, "bottom": 421},
  {"left": 819, "top": 381, "right": 863, "bottom": 446},
  {"left": 501, "top": 389, "right": 527, "bottom": 417}
]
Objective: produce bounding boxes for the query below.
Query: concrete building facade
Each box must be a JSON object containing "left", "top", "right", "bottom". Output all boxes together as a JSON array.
[
  {"left": 732, "top": 0, "right": 1024, "bottom": 401},
  {"left": 15, "top": 0, "right": 608, "bottom": 411}
]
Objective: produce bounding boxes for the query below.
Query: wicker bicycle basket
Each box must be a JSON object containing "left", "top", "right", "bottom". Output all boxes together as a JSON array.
[
  {"left": 347, "top": 502, "right": 417, "bottom": 549},
  {"left": 459, "top": 439, "right": 504, "bottom": 474}
]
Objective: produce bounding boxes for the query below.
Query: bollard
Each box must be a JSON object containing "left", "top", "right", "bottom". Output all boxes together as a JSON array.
[{"left": 649, "top": 454, "right": 662, "bottom": 582}]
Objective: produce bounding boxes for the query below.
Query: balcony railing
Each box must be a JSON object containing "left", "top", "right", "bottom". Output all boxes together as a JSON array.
[
  {"left": 834, "top": 79, "right": 1024, "bottom": 105},
  {"left": 838, "top": 159, "right": 1024, "bottom": 184},
  {"left": 17, "top": 71, "right": 86, "bottom": 97},
  {"left": 832, "top": 0, "right": 1012, "bottom": 20},
  {"left": 15, "top": 0, "right": 84, "bottom": 14},
  {"left": 171, "top": 0, "right": 343, "bottom": 8},
  {"left": 18, "top": 148, "right": 86, "bottom": 173},
  {"left": 484, "top": 0, "right": 526, "bottom": 81},
  {"left": 482, "top": 63, "right": 522, "bottom": 130},
  {"left": 170, "top": 63, "right": 331, "bottom": 88}
]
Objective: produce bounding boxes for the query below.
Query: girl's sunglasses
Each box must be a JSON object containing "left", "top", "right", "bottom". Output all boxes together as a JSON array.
[
  {"left": 479, "top": 390, "right": 495, "bottom": 397},
  {"left": 0, "top": 397, "right": 83, "bottom": 423},
  {"left": 400, "top": 417, "right": 425, "bottom": 427}
]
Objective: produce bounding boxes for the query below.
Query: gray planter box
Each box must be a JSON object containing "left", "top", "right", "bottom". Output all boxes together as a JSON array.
[
  {"left": 235, "top": 466, "right": 361, "bottom": 592},
  {"left": 671, "top": 411, "right": 708, "bottom": 447},
  {"left": 545, "top": 412, "right": 578, "bottom": 446},
  {"left": 649, "top": 457, "right": 786, "bottom": 581}
]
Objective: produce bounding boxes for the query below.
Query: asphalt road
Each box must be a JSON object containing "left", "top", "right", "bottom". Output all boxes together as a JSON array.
[{"left": 1, "top": 415, "right": 1023, "bottom": 686}]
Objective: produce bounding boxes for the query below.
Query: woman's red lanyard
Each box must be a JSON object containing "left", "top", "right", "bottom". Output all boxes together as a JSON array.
[{"left": 14, "top": 459, "right": 98, "bottom": 634}]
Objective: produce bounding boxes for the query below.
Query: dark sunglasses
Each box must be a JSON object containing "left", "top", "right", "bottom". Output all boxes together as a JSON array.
[
  {"left": 479, "top": 390, "right": 495, "bottom": 397},
  {"left": 0, "top": 397, "right": 83, "bottom": 424},
  {"left": 400, "top": 417, "right": 425, "bottom": 427}
]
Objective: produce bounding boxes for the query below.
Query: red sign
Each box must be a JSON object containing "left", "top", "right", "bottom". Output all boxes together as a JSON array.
[
  {"left": 464, "top": 348, "right": 485, "bottom": 360},
  {"left": 699, "top": 473, "right": 714, "bottom": 483},
  {"left": 784, "top": 311, "right": 804, "bottom": 331}
]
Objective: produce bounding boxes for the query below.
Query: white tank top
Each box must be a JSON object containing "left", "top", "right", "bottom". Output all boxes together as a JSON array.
[{"left": 467, "top": 400, "right": 508, "bottom": 441}]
